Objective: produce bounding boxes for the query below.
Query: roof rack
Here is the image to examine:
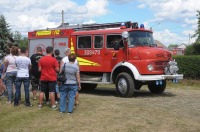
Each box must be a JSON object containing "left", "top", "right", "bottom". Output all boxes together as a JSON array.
[
  {"left": 74, "top": 21, "right": 139, "bottom": 31},
  {"left": 75, "top": 22, "right": 125, "bottom": 31},
  {"left": 34, "top": 21, "right": 138, "bottom": 31}
]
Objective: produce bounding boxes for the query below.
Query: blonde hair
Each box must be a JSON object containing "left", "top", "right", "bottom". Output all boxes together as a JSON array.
[{"left": 64, "top": 48, "right": 70, "bottom": 55}]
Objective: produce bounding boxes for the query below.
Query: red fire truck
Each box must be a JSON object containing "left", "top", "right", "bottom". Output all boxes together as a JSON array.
[{"left": 28, "top": 21, "right": 183, "bottom": 97}]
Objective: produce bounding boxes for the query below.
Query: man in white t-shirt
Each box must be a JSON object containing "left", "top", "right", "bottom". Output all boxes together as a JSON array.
[
  {"left": 60, "top": 48, "right": 79, "bottom": 106},
  {"left": 14, "top": 47, "right": 32, "bottom": 107}
]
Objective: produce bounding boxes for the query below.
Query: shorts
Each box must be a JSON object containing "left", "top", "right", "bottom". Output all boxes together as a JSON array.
[
  {"left": 31, "top": 75, "right": 40, "bottom": 91},
  {"left": 40, "top": 81, "right": 56, "bottom": 93}
]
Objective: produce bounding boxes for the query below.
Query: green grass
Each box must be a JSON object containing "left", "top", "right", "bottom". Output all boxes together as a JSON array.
[{"left": 0, "top": 79, "right": 200, "bottom": 132}]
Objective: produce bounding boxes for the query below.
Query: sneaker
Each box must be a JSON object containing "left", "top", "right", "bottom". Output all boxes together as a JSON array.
[
  {"left": 33, "top": 97, "right": 37, "bottom": 100},
  {"left": 60, "top": 112, "right": 65, "bottom": 114},
  {"left": 51, "top": 105, "right": 58, "bottom": 110},
  {"left": 25, "top": 103, "right": 33, "bottom": 107},
  {"left": 38, "top": 104, "right": 42, "bottom": 109},
  {"left": 46, "top": 101, "right": 50, "bottom": 105},
  {"left": 0, "top": 91, "right": 5, "bottom": 97},
  {"left": 67, "top": 112, "right": 71, "bottom": 114},
  {"left": 75, "top": 101, "right": 79, "bottom": 106},
  {"left": 14, "top": 103, "right": 19, "bottom": 107},
  {"left": 7, "top": 101, "right": 12, "bottom": 104}
]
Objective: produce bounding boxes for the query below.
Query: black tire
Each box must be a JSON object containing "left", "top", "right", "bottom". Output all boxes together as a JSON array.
[
  {"left": 134, "top": 80, "right": 142, "bottom": 90},
  {"left": 81, "top": 83, "right": 98, "bottom": 91},
  {"left": 148, "top": 80, "right": 166, "bottom": 93},
  {"left": 116, "top": 72, "right": 135, "bottom": 97}
]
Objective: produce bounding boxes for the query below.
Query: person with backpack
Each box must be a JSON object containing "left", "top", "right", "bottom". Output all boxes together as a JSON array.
[
  {"left": 54, "top": 49, "right": 62, "bottom": 104},
  {"left": 60, "top": 48, "right": 80, "bottom": 106}
]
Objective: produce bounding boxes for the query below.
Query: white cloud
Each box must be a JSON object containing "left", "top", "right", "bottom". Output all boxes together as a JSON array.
[
  {"left": 83, "top": 20, "right": 96, "bottom": 24},
  {"left": 110, "top": 0, "right": 133, "bottom": 4},
  {"left": 184, "top": 18, "right": 198, "bottom": 25},
  {"left": 138, "top": 0, "right": 199, "bottom": 45},
  {"left": 141, "top": 0, "right": 199, "bottom": 20},
  {"left": 138, "top": 4, "right": 145, "bottom": 8},
  {"left": 154, "top": 28, "right": 195, "bottom": 46},
  {"left": 0, "top": 0, "right": 109, "bottom": 36},
  {"left": 85, "top": 0, "right": 109, "bottom": 17}
]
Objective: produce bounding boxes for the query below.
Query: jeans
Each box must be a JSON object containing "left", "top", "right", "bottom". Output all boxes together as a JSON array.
[
  {"left": 55, "top": 83, "right": 59, "bottom": 94},
  {"left": 14, "top": 77, "right": 30, "bottom": 105},
  {"left": 6, "top": 72, "right": 17, "bottom": 102},
  {"left": 59, "top": 84, "right": 77, "bottom": 113}
]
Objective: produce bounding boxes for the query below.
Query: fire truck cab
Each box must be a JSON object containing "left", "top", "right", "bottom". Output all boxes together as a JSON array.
[{"left": 28, "top": 21, "right": 183, "bottom": 97}]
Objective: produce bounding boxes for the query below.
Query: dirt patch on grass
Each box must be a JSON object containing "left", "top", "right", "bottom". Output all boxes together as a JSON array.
[{"left": 0, "top": 85, "right": 200, "bottom": 132}]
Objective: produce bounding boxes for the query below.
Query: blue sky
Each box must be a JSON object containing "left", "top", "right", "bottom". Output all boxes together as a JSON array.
[{"left": 0, "top": 0, "right": 199, "bottom": 46}]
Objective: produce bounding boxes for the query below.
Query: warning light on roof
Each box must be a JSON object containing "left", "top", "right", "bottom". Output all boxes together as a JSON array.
[
  {"left": 120, "top": 22, "right": 126, "bottom": 29},
  {"left": 140, "top": 24, "right": 144, "bottom": 29}
]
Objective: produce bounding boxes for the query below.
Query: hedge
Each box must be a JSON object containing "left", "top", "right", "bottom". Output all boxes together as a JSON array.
[{"left": 173, "top": 55, "right": 200, "bottom": 79}]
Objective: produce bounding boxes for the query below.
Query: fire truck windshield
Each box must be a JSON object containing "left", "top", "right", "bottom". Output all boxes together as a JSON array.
[{"left": 128, "top": 31, "right": 156, "bottom": 47}]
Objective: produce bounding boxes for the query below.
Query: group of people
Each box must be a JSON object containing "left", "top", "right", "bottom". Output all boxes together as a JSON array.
[{"left": 0, "top": 44, "right": 81, "bottom": 114}]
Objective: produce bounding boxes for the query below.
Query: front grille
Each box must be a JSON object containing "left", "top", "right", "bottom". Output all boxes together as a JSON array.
[{"left": 154, "top": 61, "right": 168, "bottom": 71}]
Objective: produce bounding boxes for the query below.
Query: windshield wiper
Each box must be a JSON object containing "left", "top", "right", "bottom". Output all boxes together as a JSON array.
[{"left": 149, "top": 44, "right": 157, "bottom": 47}]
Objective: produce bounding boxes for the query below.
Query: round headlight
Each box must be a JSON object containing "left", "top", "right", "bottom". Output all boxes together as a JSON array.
[{"left": 147, "top": 64, "right": 154, "bottom": 71}]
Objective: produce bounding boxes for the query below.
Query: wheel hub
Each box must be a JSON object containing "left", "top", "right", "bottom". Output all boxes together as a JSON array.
[{"left": 118, "top": 78, "right": 127, "bottom": 94}]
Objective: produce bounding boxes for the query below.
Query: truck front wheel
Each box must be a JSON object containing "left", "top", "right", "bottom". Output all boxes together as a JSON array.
[
  {"left": 148, "top": 80, "right": 166, "bottom": 93},
  {"left": 116, "top": 72, "right": 135, "bottom": 97}
]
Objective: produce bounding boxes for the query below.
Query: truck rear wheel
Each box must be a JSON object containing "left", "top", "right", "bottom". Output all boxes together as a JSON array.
[
  {"left": 81, "top": 83, "right": 98, "bottom": 91},
  {"left": 116, "top": 72, "right": 135, "bottom": 97},
  {"left": 148, "top": 80, "right": 166, "bottom": 93}
]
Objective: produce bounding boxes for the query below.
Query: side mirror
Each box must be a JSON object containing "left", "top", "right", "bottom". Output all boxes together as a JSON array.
[
  {"left": 122, "top": 31, "right": 129, "bottom": 39},
  {"left": 114, "top": 41, "right": 120, "bottom": 50}
]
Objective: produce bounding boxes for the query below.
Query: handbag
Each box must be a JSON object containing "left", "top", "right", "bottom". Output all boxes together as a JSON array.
[{"left": 57, "top": 63, "right": 66, "bottom": 82}]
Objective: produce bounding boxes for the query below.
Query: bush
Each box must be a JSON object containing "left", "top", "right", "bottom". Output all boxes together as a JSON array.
[{"left": 173, "top": 55, "right": 200, "bottom": 79}]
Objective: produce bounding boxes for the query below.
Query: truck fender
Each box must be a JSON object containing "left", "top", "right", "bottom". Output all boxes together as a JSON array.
[{"left": 110, "top": 62, "right": 140, "bottom": 83}]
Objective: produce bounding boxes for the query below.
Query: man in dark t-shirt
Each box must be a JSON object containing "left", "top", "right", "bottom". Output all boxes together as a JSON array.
[
  {"left": 54, "top": 49, "right": 62, "bottom": 103},
  {"left": 30, "top": 47, "right": 44, "bottom": 100}
]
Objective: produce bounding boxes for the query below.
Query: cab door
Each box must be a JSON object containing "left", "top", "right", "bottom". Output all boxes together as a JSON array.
[
  {"left": 76, "top": 35, "right": 104, "bottom": 72},
  {"left": 103, "top": 34, "right": 125, "bottom": 71}
]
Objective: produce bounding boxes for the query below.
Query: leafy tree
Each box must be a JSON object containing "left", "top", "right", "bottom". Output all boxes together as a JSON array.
[
  {"left": 193, "top": 10, "right": 200, "bottom": 43},
  {"left": 19, "top": 37, "right": 28, "bottom": 48},
  {"left": 0, "top": 14, "right": 12, "bottom": 51},
  {"left": 185, "top": 10, "right": 200, "bottom": 55},
  {"left": 13, "top": 31, "right": 28, "bottom": 48},
  {"left": 185, "top": 45, "right": 195, "bottom": 55}
]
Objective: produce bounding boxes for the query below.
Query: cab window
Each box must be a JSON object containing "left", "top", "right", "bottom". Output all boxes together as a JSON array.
[
  {"left": 94, "top": 35, "right": 103, "bottom": 48},
  {"left": 106, "top": 35, "right": 123, "bottom": 48},
  {"left": 78, "top": 36, "right": 92, "bottom": 48}
]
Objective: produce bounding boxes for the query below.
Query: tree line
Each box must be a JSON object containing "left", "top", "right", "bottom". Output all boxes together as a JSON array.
[{"left": 0, "top": 14, "right": 28, "bottom": 54}]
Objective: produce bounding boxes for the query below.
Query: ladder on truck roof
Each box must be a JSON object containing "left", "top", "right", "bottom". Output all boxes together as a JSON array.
[
  {"left": 35, "top": 21, "right": 138, "bottom": 31},
  {"left": 73, "top": 21, "right": 139, "bottom": 31},
  {"left": 74, "top": 21, "right": 128, "bottom": 31}
]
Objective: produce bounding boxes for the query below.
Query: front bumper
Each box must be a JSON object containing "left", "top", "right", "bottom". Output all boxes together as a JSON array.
[{"left": 137, "top": 74, "right": 183, "bottom": 81}]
